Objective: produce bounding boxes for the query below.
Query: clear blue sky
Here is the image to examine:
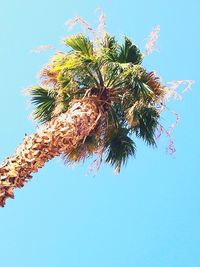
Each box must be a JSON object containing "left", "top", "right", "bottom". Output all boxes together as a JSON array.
[{"left": 0, "top": 0, "right": 199, "bottom": 266}]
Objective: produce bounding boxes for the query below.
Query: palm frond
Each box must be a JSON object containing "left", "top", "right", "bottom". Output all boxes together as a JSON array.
[
  {"left": 63, "top": 135, "right": 98, "bottom": 163},
  {"left": 118, "top": 37, "right": 143, "bottom": 64},
  {"left": 102, "top": 35, "right": 119, "bottom": 62},
  {"left": 142, "top": 71, "right": 165, "bottom": 99},
  {"left": 104, "top": 63, "right": 123, "bottom": 87},
  {"left": 130, "top": 106, "right": 160, "bottom": 146},
  {"left": 29, "top": 86, "right": 57, "bottom": 123},
  {"left": 57, "top": 69, "right": 72, "bottom": 88},
  {"left": 102, "top": 36, "right": 143, "bottom": 65},
  {"left": 132, "top": 78, "right": 154, "bottom": 101},
  {"left": 105, "top": 128, "right": 136, "bottom": 172},
  {"left": 64, "top": 34, "right": 93, "bottom": 56}
]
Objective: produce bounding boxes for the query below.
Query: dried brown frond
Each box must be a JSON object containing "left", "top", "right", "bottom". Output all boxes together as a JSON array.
[
  {"left": 39, "top": 66, "right": 59, "bottom": 88},
  {"left": 62, "top": 134, "right": 98, "bottom": 164},
  {"left": 146, "top": 71, "right": 166, "bottom": 99}
]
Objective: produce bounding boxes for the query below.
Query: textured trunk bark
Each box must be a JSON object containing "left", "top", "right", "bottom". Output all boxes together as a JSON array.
[{"left": 0, "top": 99, "right": 100, "bottom": 207}]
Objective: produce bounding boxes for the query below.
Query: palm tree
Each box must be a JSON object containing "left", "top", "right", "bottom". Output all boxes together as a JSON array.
[{"left": 0, "top": 23, "right": 169, "bottom": 207}]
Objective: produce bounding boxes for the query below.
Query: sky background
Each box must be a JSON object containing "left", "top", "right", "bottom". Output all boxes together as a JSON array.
[{"left": 0, "top": 0, "right": 199, "bottom": 266}]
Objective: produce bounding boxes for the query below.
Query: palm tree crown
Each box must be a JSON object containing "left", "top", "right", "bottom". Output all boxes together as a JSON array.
[
  {"left": 29, "top": 32, "right": 165, "bottom": 172},
  {"left": 0, "top": 15, "right": 192, "bottom": 207}
]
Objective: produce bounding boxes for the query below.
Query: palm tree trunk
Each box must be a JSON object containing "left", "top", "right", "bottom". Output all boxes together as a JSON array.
[{"left": 0, "top": 99, "right": 100, "bottom": 207}]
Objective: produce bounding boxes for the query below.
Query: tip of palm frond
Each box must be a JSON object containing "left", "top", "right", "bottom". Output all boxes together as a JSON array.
[
  {"left": 29, "top": 86, "right": 56, "bottom": 123},
  {"left": 105, "top": 128, "right": 136, "bottom": 172},
  {"left": 64, "top": 34, "right": 94, "bottom": 55}
]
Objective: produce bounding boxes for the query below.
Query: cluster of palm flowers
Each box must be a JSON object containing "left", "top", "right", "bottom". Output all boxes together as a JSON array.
[{"left": 0, "top": 14, "right": 192, "bottom": 207}]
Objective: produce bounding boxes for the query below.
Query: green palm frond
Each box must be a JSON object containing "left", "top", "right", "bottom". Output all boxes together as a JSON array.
[
  {"left": 102, "top": 35, "right": 119, "bottom": 62},
  {"left": 64, "top": 34, "right": 93, "bottom": 56},
  {"left": 105, "top": 128, "right": 136, "bottom": 172},
  {"left": 132, "top": 78, "right": 154, "bottom": 101},
  {"left": 102, "top": 36, "right": 143, "bottom": 65},
  {"left": 104, "top": 62, "right": 123, "bottom": 87},
  {"left": 103, "top": 35, "right": 117, "bottom": 49},
  {"left": 130, "top": 106, "right": 160, "bottom": 146},
  {"left": 118, "top": 37, "right": 143, "bottom": 64},
  {"left": 57, "top": 70, "right": 72, "bottom": 88},
  {"left": 30, "top": 86, "right": 57, "bottom": 123}
]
